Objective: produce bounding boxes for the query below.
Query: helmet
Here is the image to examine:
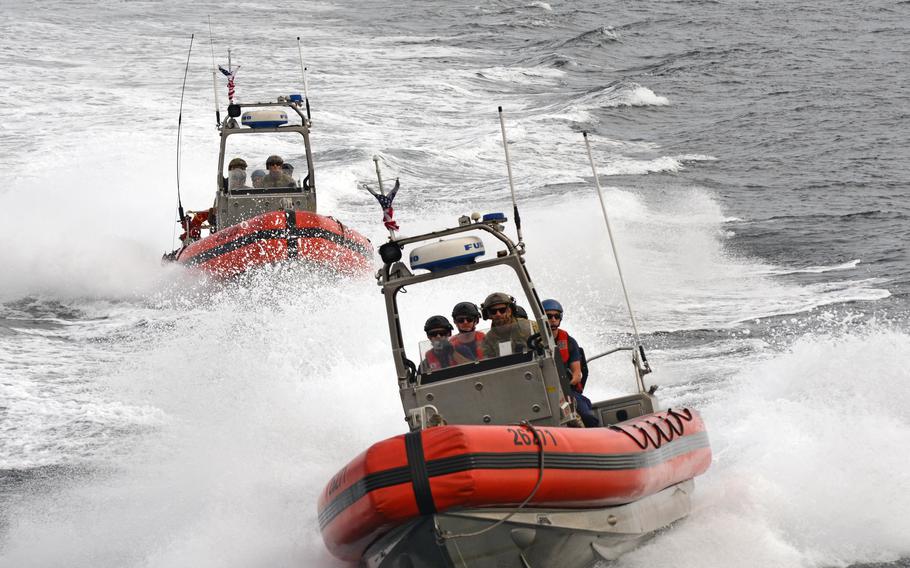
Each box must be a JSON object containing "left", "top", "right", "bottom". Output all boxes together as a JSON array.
[
  {"left": 481, "top": 292, "right": 515, "bottom": 319},
  {"left": 452, "top": 302, "right": 480, "bottom": 320},
  {"left": 281, "top": 162, "right": 294, "bottom": 172},
  {"left": 251, "top": 169, "right": 266, "bottom": 180},
  {"left": 228, "top": 157, "right": 247, "bottom": 170},
  {"left": 513, "top": 305, "right": 528, "bottom": 319},
  {"left": 424, "top": 315, "right": 453, "bottom": 333},
  {"left": 266, "top": 155, "right": 284, "bottom": 167},
  {"left": 541, "top": 299, "right": 563, "bottom": 314}
]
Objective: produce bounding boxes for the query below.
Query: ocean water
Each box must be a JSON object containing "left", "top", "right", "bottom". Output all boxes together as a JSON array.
[{"left": 1, "top": 1, "right": 908, "bottom": 567}]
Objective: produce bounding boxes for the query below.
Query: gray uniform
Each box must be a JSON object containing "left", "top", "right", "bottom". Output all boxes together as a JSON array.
[{"left": 260, "top": 172, "right": 295, "bottom": 189}]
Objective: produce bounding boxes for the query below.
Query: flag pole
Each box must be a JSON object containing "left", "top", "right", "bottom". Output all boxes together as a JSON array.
[{"left": 373, "top": 155, "right": 397, "bottom": 239}]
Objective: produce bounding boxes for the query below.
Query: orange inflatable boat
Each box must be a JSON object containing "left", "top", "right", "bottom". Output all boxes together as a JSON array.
[
  {"left": 318, "top": 408, "right": 711, "bottom": 562},
  {"left": 174, "top": 209, "right": 372, "bottom": 278}
]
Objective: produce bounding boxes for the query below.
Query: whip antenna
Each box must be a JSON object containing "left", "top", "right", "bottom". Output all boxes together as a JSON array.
[
  {"left": 582, "top": 131, "right": 651, "bottom": 381},
  {"left": 497, "top": 106, "right": 524, "bottom": 246},
  {"left": 297, "top": 37, "right": 311, "bottom": 120},
  {"left": 176, "top": 34, "right": 194, "bottom": 238},
  {"left": 207, "top": 18, "right": 220, "bottom": 127}
]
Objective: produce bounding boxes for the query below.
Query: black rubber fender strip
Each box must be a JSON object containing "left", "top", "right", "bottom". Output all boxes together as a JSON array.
[{"left": 285, "top": 210, "right": 299, "bottom": 259}]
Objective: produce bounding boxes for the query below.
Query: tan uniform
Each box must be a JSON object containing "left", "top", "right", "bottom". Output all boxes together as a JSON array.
[
  {"left": 259, "top": 172, "right": 295, "bottom": 189},
  {"left": 481, "top": 317, "right": 533, "bottom": 359}
]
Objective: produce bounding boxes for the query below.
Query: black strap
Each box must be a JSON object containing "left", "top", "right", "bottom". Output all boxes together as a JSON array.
[
  {"left": 285, "top": 210, "right": 299, "bottom": 259},
  {"left": 404, "top": 430, "right": 436, "bottom": 515}
]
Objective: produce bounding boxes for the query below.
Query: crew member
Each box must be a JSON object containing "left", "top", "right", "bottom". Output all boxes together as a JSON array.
[
  {"left": 420, "top": 315, "right": 470, "bottom": 372},
  {"left": 449, "top": 302, "right": 485, "bottom": 361},
  {"left": 227, "top": 157, "right": 250, "bottom": 190},
  {"left": 251, "top": 169, "right": 266, "bottom": 188},
  {"left": 480, "top": 292, "right": 533, "bottom": 359},
  {"left": 543, "top": 299, "right": 599, "bottom": 427},
  {"left": 281, "top": 161, "right": 295, "bottom": 183},
  {"left": 260, "top": 155, "right": 295, "bottom": 188}
]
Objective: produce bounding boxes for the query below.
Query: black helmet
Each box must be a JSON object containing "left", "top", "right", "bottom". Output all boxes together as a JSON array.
[
  {"left": 452, "top": 302, "right": 480, "bottom": 320},
  {"left": 513, "top": 305, "right": 528, "bottom": 319},
  {"left": 424, "top": 315, "right": 453, "bottom": 333}
]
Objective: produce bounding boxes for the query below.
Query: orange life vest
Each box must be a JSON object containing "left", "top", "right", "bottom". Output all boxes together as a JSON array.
[
  {"left": 554, "top": 328, "right": 570, "bottom": 364},
  {"left": 555, "top": 328, "right": 584, "bottom": 392},
  {"left": 450, "top": 331, "right": 486, "bottom": 360},
  {"left": 423, "top": 343, "right": 470, "bottom": 370},
  {"left": 180, "top": 210, "right": 210, "bottom": 240}
]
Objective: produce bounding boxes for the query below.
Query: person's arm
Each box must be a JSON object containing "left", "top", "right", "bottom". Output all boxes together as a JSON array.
[
  {"left": 567, "top": 336, "right": 583, "bottom": 386},
  {"left": 569, "top": 361, "right": 583, "bottom": 386}
]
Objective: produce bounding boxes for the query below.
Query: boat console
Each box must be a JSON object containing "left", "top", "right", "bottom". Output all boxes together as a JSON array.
[
  {"left": 377, "top": 214, "right": 655, "bottom": 431},
  {"left": 213, "top": 98, "right": 317, "bottom": 229}
]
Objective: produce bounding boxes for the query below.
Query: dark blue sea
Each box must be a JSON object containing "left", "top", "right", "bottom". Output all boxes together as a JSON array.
[{"left": 1, "top": 1, "right": 908, "bottom": 566}]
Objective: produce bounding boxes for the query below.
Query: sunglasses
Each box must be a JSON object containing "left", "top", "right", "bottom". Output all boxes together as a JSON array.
[
  {"left": 488, "top": 306, "right": 509, "bottom": 316},
  {"left": 454, "top": 317, "right": 476, "bottom": 324},
  {"left": 546, "top": 312, "right": 562, "bottom": 320},
  {"left": 427, "top": 330, "right": 450, "bottom": 338}
]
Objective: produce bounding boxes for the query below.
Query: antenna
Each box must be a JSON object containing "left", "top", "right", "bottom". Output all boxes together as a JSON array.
[
  {"left": 497, "top": 107, "right": 524, "bottom": 246},
  {"left": 176, "top": 34, "right": 194, "bottom": 243},
  {"left": 207, "top": 17, "right": 220, "bottom": 128},
  {"left": 297, "top": 37, "right": 312, "bottom": 120},
  {"left": 582, "top": 132, "right": 651, "bottom": 384}
]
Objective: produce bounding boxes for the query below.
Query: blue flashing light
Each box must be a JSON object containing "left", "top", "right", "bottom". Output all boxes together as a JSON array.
[{"left": 482, "top": 212, "right": 507, "bottom": 223}]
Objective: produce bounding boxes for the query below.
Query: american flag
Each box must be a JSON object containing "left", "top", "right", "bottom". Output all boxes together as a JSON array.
[
  {"left": 218, "top": 65, "right": 237, "bottom": 103},
  {"left": 366, "top": 179, "right": 400, "bottom": 231}
]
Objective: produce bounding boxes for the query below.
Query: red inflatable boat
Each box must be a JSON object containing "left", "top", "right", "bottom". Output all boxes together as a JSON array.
[
  {"left": 318, "top": 408, "right": 711, "bottom": 561},
  {"left": 174, "top": 209, "right": 372, "bottom": 278}
]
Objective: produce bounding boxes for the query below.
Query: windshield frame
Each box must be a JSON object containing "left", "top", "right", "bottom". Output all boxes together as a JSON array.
[
  {"left": 379, "top": 222, "right": 554, "bottom": 385},
  {"left": 216, "top": 101, "right": 315, "bottom": 195}
]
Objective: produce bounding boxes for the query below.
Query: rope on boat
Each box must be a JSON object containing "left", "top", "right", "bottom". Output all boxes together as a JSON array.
[
  {"left": 435, "top": 420, "right": 546, "bottom": 542},
  {"left": 609, "top": 408, "right": 693, "bottom": 450}
]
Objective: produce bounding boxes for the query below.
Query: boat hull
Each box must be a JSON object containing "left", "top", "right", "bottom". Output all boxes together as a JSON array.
[
  {"left": 174, "top": 210, "right": 372, "bottom": 278},
  {"left": 318, "top": 409, "right": 711, "bottom": 562},
  {"left": 363, "top": 479, "right": 695, "bottom": 568}
]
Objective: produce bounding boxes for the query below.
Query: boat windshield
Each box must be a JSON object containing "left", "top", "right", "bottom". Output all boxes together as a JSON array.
[
  {"left": 227, "top": 160, "right": 304, "bottom": 191},
  {"left": 223, "top": 130, "right": 309, "bottom": 193},
  {"left": 397, "top": 263, "right": 541, "bottom": 380},
  {"left": 417, "top": 320, "right": 536, "bottom": 375}
]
